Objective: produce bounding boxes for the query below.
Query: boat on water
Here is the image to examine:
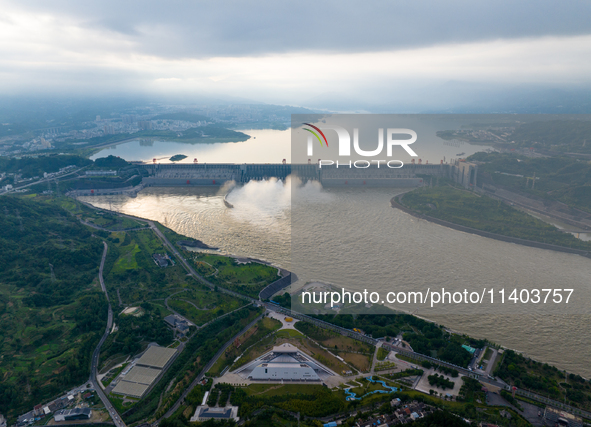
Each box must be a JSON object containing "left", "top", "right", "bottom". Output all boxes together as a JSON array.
[{"left": 456, "top": 152, "right": 465, "bottom": 156}]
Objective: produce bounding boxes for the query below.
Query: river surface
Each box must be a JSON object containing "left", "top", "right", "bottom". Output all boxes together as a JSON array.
[
  {"left": 81, "top": 127, "right": 591, "bottom": 377},
  {"left": 89, "top": 122, "right": 488, "bottom": 165}
]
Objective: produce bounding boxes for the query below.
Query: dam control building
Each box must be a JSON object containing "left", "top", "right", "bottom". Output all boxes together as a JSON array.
[
  {"left": 234, "top": 343, "right": 336, "bottom": 383},
  {"left": 249, "top": 344, "right": 320, "bottom": 381}
]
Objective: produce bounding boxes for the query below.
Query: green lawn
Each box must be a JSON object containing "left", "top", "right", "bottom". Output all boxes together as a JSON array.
[
  {"left": 189, "top": 252, "right": 280, "bottom": 298},
  {"left": 402, "top": 185, "right": 591, "bottom": 250},
  {"left": 243, "top": 384, "right": 325, "bottom": 397}
]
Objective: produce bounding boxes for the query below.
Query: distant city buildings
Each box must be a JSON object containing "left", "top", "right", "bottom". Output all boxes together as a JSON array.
[
  {"left": 1, "top": 104, "right": 290, "bottom": 155},
  {"left": 138, "top": 121, "right": 152, "bottom": 130}
]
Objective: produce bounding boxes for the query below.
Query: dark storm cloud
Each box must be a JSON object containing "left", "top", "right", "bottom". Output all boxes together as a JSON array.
[{"left": 8, "top": 0, "right": 591, "bottom": 58}]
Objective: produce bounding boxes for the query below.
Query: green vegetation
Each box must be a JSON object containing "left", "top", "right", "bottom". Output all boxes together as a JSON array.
[
  {"left": 469, "top": 151, "right": 591, "bottom": 213},
  {"left": 377, "top": 346, "right": 389, "bottom": 361},
  {"left": 124, "top": 305, "right": 262, "bottom": 424},
  {"left": 93, "top": 155, "right": 130, "bottom": 169},
  {"left": 207, "top": 316, "right": 281, "bottom": 376},
  {"left": 510, "top": 120, "right": 591, "bottom": 154},
  {"left": 402, "top": 185, "right": 591, "bottom": 250},
  {"left": 496, "top": 349, "right": 591, "bottom": 410},
  {"left": 102, "top": 227, "right": 195, "bottom": 304},
  {"left": 314, "top": 313, "right": 479, "bottom": 368},
  {"left": 167, "top": 288, "right": 246, "bottom": 326},
  {"left": 0, "top": 195, "right": 107, "bottom": 418},
  {"left": 427, "top": 373, "right": 455, "bottom": 390},
  {"left": 126, "top": 126, "right": 249, "bottom": 144},
  {"left": 421, "top": 360, "right": 459, "bottom": 377},
  {"left": 457, "top": 377, "right": 485, "bottom": 403},
  {"left": 83, "top": 210, "right": 146, "bottom": 231},
  {"left": 294, "top": 322, "right": 374, "bottom": 372},
  {"left": 375, "top": 360, "right": 397, "bottom": 371},
  {"left": 169, "top": 154, "right": 187, "bottom": 162},
  {"left": 0, "top": 154, "right": 91, "bottom": 178},
  {"left": 101, "top": 362, "right": 129, "bottom": 387},
  {"left": 189, "top": 252, "right": 280, "bottom": 298},
  {"left": 231, "top": 384, "right": 346, "bottom": 417},
  {"left": 230, "top": 322, "right": 351, "bottom": 375},
  {"left": 385, "top": 368, "right": 425, "bottom": 381},
  {"left": 99, "top": 303, "right": 173, "bottom": 366}
]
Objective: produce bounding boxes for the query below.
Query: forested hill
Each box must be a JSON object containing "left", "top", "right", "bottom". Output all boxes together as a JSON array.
[{"left": 0, "top": 195, "right": 107, "bottom": 417}]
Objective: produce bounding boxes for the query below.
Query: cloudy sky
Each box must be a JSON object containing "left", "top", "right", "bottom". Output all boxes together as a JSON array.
[{"left": 2, "top": 0, "right": 591, "bottom": 107}]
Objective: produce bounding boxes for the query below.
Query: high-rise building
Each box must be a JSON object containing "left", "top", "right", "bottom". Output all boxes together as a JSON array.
[{"left": 138, "top": 121, "right": 153, "bottom": 130}]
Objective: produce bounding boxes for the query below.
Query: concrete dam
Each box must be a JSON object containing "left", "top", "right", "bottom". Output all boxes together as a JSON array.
[{"left": 138, "top": 161, "right": 474, "bottom": 188}]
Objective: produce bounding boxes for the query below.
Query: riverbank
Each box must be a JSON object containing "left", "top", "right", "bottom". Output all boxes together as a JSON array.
[{"left": 393, "top": 187, "right": 591, "bottom": 259}]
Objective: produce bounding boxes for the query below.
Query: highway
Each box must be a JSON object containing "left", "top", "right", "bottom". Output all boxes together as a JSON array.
[
  {"left": 90, "top": 241, "right": 127, "bottom": 427},
  {"left": 0, "top": 166, "right": 87, "bottom": 195}
]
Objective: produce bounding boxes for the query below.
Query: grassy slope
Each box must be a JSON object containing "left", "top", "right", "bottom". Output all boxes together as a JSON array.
[
  {"left": 402, "top": 185, "right": 591, "bottom": 250},
  {"left": 0, "top": 195, "right": 108, "bottom": 418}
]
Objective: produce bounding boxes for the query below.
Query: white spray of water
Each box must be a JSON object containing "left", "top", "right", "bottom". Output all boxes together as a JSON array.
[{"left": 224, "top": 175, "right": 330, "bottom": 227}]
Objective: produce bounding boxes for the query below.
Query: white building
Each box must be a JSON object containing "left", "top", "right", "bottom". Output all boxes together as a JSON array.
[
  {"left": 248, "top": 344, "right": 321, "bottom": 382},
  {"left": 54, "top": 408, "right": 92, "bottom": 422},
  {"left": 190, "top": 406, "right": 239, "bottom": 423}
]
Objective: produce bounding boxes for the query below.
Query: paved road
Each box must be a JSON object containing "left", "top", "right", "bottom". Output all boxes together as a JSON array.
[
  {"left": 162, "top": 314, "right": 263, "bottom": 420},
  {"left": 0, "top": 166, "right": 87, "bottom": 195},
  {"left": 89, "top": 242, "right": 127, "bottom": 427}
]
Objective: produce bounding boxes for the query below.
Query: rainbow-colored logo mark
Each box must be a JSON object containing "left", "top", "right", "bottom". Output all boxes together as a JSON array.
[{"left": 303, "top": 123, "right": 328, "bottom": 147}]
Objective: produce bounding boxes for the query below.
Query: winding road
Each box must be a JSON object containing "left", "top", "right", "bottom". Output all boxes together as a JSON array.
[{"left": 90, "top": 241, "right": 127, "bottom": 427}]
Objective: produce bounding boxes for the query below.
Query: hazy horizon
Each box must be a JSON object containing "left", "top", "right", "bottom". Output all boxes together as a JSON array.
[{"left": 1, "top": 1, "right": 591, "bottom": 112}]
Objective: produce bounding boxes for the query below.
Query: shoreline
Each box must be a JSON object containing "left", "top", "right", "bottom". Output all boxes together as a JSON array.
[
  {"left": 391, "top": 195, "right": 591, "bottom": 259},
  {"left": 73, "top": 194, "right": 293, "bottom": 300}
]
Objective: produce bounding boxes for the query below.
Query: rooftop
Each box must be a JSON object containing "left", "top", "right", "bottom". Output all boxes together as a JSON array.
[
  {"left": 272, "top": 343, "right": 298, "bottom": 353},
  {"left": 137, "top": 345, "right": 177, "bottom": 369}
]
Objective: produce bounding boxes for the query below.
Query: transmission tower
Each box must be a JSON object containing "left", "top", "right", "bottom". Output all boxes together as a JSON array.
[
  {"left": 15, "top": 209, "right": 24, "bottom": 231},
  {"left": 49, "top": 263, "right": 56, "bottom": 283}
]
